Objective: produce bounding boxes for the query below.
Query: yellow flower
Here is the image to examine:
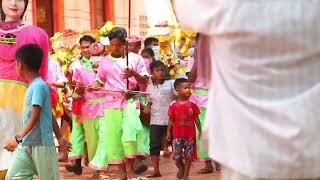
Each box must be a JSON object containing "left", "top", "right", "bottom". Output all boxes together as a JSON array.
[{"left": 100, "top": 21, "right": 114, "bottom": 36}]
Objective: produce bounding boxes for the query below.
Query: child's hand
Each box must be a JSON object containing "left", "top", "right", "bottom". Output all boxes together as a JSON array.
[
  {"left": 123, "top": 91, "right": 135, "bottom": 99},
  {"left": 121, "top": 68, "right": 136, "bottom": 79},
  {"left": 166, "top": 133, "right": 171, "bottom": 141},
  {"left": 58, "top": 137, "right": 72, "bottom": 153},
  {"left": 198, "top": 130, "right": 202, "bottom": 139},
  {"left": 143, "top": 106, "right": 151, "bottom": 114},
  {"left": 4, "top": 137, "right": 18, "bottom": 152},
  {"left": 87, "top": 82, "right": 102, "bottom": 92}
]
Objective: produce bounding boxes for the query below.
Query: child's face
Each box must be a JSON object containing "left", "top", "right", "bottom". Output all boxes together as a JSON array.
[
  {"left": 141, "top": 52, "right": 153, "bottom": 61},
  {"left": 2, "top": 0, "right": 26, "bottom": 21},
  {"left": 80, "top": 40, "right": 93, "bottom": 59},
  {"left": 128, "top": 42, "right": 141, "bottom": 54},
  {"left": 152, "top": 65, "right": 166, "bottom": 81},
  {"left": 15, "top": 60, "right": 24, "bottom": 79},
  {"left": 110, "top": 38, "right": 125, "bottom": 57},
  {"left": 176, "top": 82, "right": 192, "bottom": 99},
  {"left": 151, "top": 41, "right": 159, "bottom": 47}
]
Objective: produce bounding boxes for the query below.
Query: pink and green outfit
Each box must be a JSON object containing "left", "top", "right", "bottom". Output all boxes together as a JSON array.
[
  {"left": 96, "top": 53, "right": 149, "bottom": 164},
  {"left": 67, "top": 57, "right": 95, "bottom": 161},
  {"left": 76, "top": 63, "right": 108, "bottom": 171}
]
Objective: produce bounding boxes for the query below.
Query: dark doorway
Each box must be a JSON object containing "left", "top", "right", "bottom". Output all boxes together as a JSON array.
[
  {"left": 35, "top": 0, "right": 54, "bottom": 37},
  {"left": 92, "top": 0, "right": 106, "bottom": 29}
]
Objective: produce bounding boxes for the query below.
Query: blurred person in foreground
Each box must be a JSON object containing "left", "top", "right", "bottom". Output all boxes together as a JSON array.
[{"left": 173, "top": 0, "right": 320, "bottom": 179}]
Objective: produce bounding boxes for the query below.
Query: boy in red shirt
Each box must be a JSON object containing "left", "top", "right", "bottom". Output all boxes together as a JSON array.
[{"left": 167, "top": 78, "right": 202, "bottom": 180}]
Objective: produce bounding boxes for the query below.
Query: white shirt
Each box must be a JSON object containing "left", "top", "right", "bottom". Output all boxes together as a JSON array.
[
  {"left": 147, "top": 79, "right": 176, "bottom": 126},
  {"left": 174, "top": 0, "right": 320, "bottom": 179}
]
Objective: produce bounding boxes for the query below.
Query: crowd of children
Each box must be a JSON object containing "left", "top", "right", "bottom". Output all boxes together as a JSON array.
[
  {"left": 2, "top": 24, "right": 216, "bottom": 180},
  {"left": 1, "top": 27, "right": 218, "bottom": 179},
  {"left": 0, "top": 0, "right": 213, "bottom": 180}
]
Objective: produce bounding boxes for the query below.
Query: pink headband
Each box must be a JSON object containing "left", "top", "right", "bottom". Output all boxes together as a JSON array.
[{"left": 128, "top": 35, "right": 142, "bottom": 44}]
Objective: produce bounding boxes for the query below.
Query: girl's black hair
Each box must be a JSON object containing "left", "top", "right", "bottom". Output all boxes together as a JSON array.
[
  {"left": 141, "top": 47, "right": 154, "bottom": 57},
  {"left": 0, "top": 0, "right": 29, "bottom": 21},
  {"left": 150, "top": 60, "right": 166, "bottom": 72},
  {"left": 107, "top": 27, "right": 127, "bottom": 43}
]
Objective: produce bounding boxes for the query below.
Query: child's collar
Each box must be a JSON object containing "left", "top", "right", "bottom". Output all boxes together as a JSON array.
[{"left": 151, "top": 77, "right": 165, "bottom": 85}]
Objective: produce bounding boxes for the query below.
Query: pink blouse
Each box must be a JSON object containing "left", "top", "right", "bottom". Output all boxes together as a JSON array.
[
  {"left": 97, "top": 53, "right": 148, "bottom": 109},
  {"left": 70, "top": 59, "right": 105, "bottom": 119}
]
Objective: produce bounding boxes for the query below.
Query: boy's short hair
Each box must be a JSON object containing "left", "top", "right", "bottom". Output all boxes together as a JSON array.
[
  {"left": 15, "top": 44, "right": 43, "bottom": 72},
  {"left": 174, "top": 78, "right": 189, "bottom": 89},
  {"left": 107, "top": 27, "right": 127, "bottom": 44},
  {"left": 150, "top": 60, "right": 166, "bottom": 72},
  {"left": 144, "top": 37, "right": 159, "bottom": 47},
  {"left": 79, "top": 35, "right": 96, "bottom": 44}
]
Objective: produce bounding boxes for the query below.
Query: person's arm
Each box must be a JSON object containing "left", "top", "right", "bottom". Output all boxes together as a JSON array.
[
  {"left": 50, "top": 81, "right": 66, "bottom": 89},
  {"left": 122, "top": 55, "right": 149, "bottom": 85},
  {"left": 87, "top": 80, "right": 103, "bottom": 92},
  {"left": 166, "top": 117, "right": 173, "bottom": 141},
  {"left": 52, "top": 115, "right": 62, "bottom": 140},
  {"left": 194, "top": 116, "right": 202, "bottom": 138},
  {"left": 4, "top": 106, "right": 41, "bottom": 152},
  {"left": 87, "top": 60, "right": 107, "bottom": 92},
  {"left": 143, "top": 102, "right": 152, "bottom": 114},
  {"left": 52, "top": 116, "right": 72, "bottom": 153},
  {"left": 167, "top": 103, "right": 175, "bottom": 140},
  {"left": 17, "top": 106, "right": 41, "bottom": 138},
  {"left": 122, "top": 68, "right": 148, "bottom": 85},
  {"left": 187, "top": 57, "right": 197, "bottom": 83}
]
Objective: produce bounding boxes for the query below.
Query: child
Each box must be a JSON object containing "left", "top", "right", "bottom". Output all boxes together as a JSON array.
[
  {"left": 128, "top": 35, "right": 143, "bottom": 54},
  {"left": 145, "top": 61, "right": 176, "bottom": 178},
  {"left": 144, "top": 37, "right": 159, "bottom": 48},
  {"left": 4, "top": 44, "right": 59, "bottom": 180},
  {"left": 0, "top": 0, "right": 49, "bottom": 176},
  {"left": 144, "top": 37, "right": 159, "bottom": 58},
  {"left": 167, "top": 78, "right": 202, "bottom": 180},
  {"left": 141, "top": 48, "right": 155, "bottom": 73},
  {"left": 65, "top": 35, "right": 96, "bottom": 175},
  {"left": 91, "top": 27, "right": 148, "bottom": 180}
]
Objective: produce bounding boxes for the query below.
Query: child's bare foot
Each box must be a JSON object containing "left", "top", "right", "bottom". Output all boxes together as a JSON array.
[{"left": 176, "top": 167, "right": 184, "bottom": 179}]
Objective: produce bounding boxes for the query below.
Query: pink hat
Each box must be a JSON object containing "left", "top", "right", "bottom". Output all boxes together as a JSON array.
[
  {"left": 89, "top": 42, "right": 104, "bottom": 56},
  {"left": 128, "top": 35, "right": 142, "bottom": 44}
]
